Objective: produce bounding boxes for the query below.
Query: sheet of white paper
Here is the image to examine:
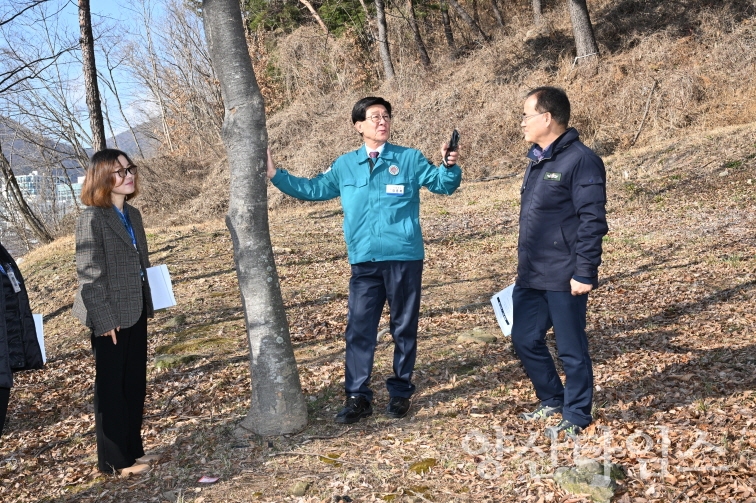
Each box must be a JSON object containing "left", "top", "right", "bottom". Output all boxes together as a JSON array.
[
  {"left": 33, "top": 313, "right": 47, "bottom": 363},
  {"left": 491, "top": 284, "right": 515, "bottom": 336},
  {"left": 146, "top": 265, "right": 176, "bottom": 310}
]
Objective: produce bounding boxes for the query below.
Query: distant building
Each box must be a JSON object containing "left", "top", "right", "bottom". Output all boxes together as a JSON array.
[
  {"left": 56, "top": 176, "right": 85, "bottom": 205},
  {"left": 14, "top": 170, "right": 83, "bottom": 208},
  {"left": 15, "top": 171, "right": 45, "bottom": 197}
]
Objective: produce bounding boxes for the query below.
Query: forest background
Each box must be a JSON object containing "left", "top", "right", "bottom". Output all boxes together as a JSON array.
[
  {"left": 1, "top": 0, "right": 754, "bottom": 250},
  {"left": 1, "top": 0, "right": 755, "bottom": 502}
]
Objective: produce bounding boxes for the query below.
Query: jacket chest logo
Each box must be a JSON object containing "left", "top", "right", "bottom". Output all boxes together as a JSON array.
[
  {"left": 543, "top": 172, "right": 562, "bottom": 181},
  {"left": 388, "top": 165, "right": 399, "bottom": 175}
]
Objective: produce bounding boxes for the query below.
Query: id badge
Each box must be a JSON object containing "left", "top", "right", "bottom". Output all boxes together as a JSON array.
[
  {"left": 386, "top": 184, "right": 404, "bottom": 196},
  {"left": 5, "top": 265, "right": 21, "bottom": 293}
]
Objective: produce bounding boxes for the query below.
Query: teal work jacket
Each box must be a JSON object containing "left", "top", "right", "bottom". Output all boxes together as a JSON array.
[{"left": 271, "top": 143, "right": 462, "bottom": 264}]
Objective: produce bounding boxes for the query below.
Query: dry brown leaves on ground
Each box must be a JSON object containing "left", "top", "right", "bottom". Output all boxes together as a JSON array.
[{"left": 1, "top": 124, "right": 755, "bottom": 502}]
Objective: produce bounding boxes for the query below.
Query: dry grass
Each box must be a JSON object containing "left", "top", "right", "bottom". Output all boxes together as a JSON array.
[
  {"left": 137, "top": 0, "right": 756, "bottom": 220},
  {"left": 3, "top": 119, "right": 755, "bottom": 503},
  {"left": 254, "top": 0, "right": 756, "bottom": 193},
  {"left": 4, "top": 2, "right": 756, "bottom": 502}
]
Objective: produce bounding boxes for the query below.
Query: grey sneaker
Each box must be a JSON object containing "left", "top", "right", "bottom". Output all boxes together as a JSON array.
[
  {"left": 519, "top": 404, "right": 563, "bottom": 421},
  {"left": 545, "top": 419, "right": 583, "bottom": 440}
]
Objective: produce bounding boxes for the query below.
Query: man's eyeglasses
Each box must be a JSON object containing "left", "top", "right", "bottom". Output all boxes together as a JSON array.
[
  {"left": 113, "top": 166, "right": 137, "bottom": 178},
  {"left": 366, "top": 114, "right": 392, "bottom": 123},
  {"left": 522, "top": 112, "right": 547, "bottom": 123}
]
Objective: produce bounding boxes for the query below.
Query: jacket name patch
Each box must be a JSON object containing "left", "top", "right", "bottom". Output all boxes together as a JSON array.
[{"left": 543, "top": 172, "right": 562, "bottom": 181}]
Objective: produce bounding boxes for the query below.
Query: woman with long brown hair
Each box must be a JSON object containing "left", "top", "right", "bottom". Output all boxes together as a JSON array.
[{"left": 73, "top": 149, "right": 156, "bottom": 476}]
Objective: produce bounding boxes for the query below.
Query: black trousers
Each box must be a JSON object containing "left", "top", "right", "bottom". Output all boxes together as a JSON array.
[
  {"left": 0, "top": 386, "right": 9, "bottom": 435},
  {"left": 344, "top": 260, "right": 423, "bottom": 402},
  {"left": 90, "top": 307, "right": 148, "bottom": 473}
]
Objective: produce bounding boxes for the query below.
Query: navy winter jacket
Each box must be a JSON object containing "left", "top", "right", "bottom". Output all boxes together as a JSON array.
[
  {"left": 516, "top": 128, "right": 608, "bottom": 291},
  {"left": 1, "top": 243, "right": 44, "bottom": 389}
]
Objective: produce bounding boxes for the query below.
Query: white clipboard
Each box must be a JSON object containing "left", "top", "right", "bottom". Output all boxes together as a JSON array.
[
  {"left": 491, "top": 284, "right": 515, "bottom": 336},
  {"left": 146, "top": 265, "right": 176, "bottom": 310},
  {"left": 33, "top": 313, "right": 47, "bottom": 363}
]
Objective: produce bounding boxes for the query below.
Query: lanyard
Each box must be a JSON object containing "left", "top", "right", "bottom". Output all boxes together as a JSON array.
[
  {"left": 0, "top": 262, "right": 21, "bottom": 292},
  {"left": 113, "top": 205, "right": 137, "bottom": 249}
]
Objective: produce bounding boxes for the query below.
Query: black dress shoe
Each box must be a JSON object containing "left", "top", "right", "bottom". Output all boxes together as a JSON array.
[
  {"left": 385, "top": 397, "right": 411, "bottom": 418},
  {"left": 335, "top": 395, "right": 373, "bottom": 424}
]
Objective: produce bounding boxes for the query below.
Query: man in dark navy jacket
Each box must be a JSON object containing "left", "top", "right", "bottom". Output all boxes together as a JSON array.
[{"left": 512, "top": 87, "right": 608, "bottom": 439}]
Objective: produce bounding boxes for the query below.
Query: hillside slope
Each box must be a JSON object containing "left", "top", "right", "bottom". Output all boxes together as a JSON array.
[
  {"left": 2, "top": 121, "right": 754, "bottom": 502},
  {"left": 170, "top": 0, "right": 756, "bottom": 224}
]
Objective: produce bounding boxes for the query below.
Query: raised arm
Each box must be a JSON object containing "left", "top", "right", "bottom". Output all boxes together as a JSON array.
[
  {"left": 418, "top": 144, "right": 462, "bottom": 195},
  {"left": 267, "top": 147, "right": 341, "bottom": 201}
]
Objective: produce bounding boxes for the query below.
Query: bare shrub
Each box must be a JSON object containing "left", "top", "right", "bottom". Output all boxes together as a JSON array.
[
  {"left": 150, "top": 0, "right": 756, "bottom": 220},
  {"left": 124, "top": 0, "right": 223, "bottom": 160},
  {"left": 135, "top": 155, "right": 206, "bottom": 226},
  {"left": 178, "top": 157, "right": 231, "bottom": 223},
  {"left": 275, "top": 26, "right": 374, "bottom": 101},
  {"left": 247, "top": 27, "right": 287, "bottom": 113}
]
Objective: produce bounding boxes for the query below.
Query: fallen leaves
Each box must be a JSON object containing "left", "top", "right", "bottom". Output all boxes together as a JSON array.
[
  {"left": 2, "top": 127, "right": 756, "bottom": 502},
  {"left": 408, "top": 458, "right": 437, "bottom": 475}
]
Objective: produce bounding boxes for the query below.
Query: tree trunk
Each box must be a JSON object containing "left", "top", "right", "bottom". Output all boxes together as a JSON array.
[
  {"left": 201, "top": 0, "right": 307, "bottom": 436},
  {"left": 446, "top": 0, "right": 489, "bottom": 42},
  {"left": 491, "top": 0, "right": 505, "bottom": 28},
  {"left": 78, "top": 0, "right": 106, "bottom": 152},
  {"left": 439, "top": 0, "right": 456, "bottom": 56},
  {"left": 0, "top": 143, "right": 54, "bottom": 245},
  {"left": 405, "top": 0, "right": 430, "bottom": 67},
  {"left": 532, "top": 0, "right": 544, "bottom": 26},
  {"left": 567, "top": 0, "right": 599, "bottom": 62},
  {"left": 103, "top": 55, "right": 146, "bottom": 160},
  {"left": 357, "top": 0, "right": 370, "bottom": 18},
  {"left": 141, "top": 5, "right": 174, "bottom": 152},
  {"left": 374, "top": 0, "right": 395, "bottom": 80},
  {"left": 297, "top": 0, "right": 329, "bottom": 35}
]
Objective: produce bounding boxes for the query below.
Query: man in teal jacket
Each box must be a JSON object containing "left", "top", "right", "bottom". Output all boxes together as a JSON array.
[{"left": 267, "top": 97, "right": 462, "bottom": 423}]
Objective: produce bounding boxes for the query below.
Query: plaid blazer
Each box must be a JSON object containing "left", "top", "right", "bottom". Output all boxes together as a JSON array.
[{"left": 72, "top": 203, "right": 153, "bottom": 336}]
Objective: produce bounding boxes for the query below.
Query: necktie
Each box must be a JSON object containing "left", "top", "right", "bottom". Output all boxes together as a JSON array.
[{"left": 368, "top": 151, "right": 378, "bottom": 173}]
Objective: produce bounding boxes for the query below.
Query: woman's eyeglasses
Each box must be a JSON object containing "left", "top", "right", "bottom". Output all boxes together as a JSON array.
[{"left": 113, "top": 166, "right": 137, "bottom": 178}]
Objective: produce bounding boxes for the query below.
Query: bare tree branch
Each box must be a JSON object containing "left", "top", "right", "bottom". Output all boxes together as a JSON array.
[
  {"left": 0, "top": 46, "right": 76, "bottom": 94},
  {"left": 0, "top": 141, "right": 54, "bottom": 244},
  {"left": 297, "top": 0, "right": 329, "bottom": 35},
  {"left": 0, "top": 0, "right": 53, "bottom": 28}
]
